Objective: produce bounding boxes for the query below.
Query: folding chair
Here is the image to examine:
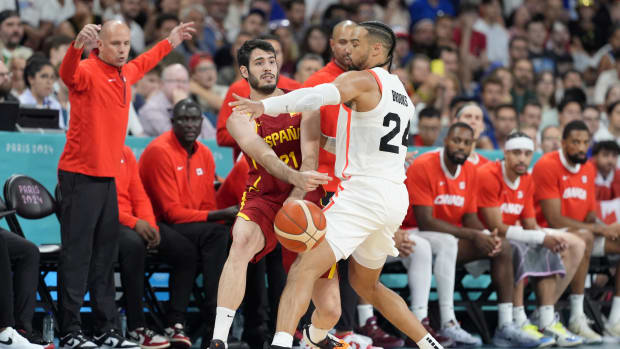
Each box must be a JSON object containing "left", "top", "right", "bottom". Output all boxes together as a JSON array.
[{"left": 3, "top": 174, "right": 61, "bottom": 330}]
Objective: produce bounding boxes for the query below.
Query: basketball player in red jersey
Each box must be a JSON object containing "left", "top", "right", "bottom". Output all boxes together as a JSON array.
[{"left": 209, "top": 40, "right": 340, "bottom": 349}]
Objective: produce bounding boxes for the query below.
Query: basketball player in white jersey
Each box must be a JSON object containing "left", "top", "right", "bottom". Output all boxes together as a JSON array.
[{"left": 230, "top": 21, "right": 443, "bottom": 349}]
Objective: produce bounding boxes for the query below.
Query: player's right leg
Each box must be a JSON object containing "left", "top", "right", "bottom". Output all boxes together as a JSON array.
[{"left": 211, "top": 218, "right": 265, "bottom": 348}]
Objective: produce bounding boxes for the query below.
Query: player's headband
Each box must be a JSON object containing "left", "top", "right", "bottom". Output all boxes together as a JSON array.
[{"left": 505, "top": 137, "right": 534, "bottom": 151}]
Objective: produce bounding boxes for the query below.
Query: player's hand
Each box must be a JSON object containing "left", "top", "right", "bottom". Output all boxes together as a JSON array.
[
  {"left": 167, "top": 22, "right": 196, "bottom": 48},
  {"left": 600, "top": 223, "right": 620, "bottom": 240},
  {"left": 75, "top": 24, "right": 101, "bottom": 49},
  {"left": 134, "top": 219, "right": 160, "bottom": 248},
  {"left": 292, "top": 170, "right": 331, "bottom": 192},
  {"left": 473, "top": 230, "right": 498, "bottom": 257},
  {"left": 542, "top": 233, "right": 567, "bottom": 253},
  {"left": 230, "top": 93, "right": 266, "bottom": 120},
  {"left": 394, "top": 229, "right": 415, "bottom": 257}
]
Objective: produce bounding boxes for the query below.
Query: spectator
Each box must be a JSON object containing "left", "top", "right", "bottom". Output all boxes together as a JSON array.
[
  {"left": 0, "top": 11, "right": 32, "bottom": 64},
  {"left": 520, "top": 100, "right": 543, "bottom": 131},
  {"left": 434, "top": 74, "right": 460, "bottom": 123},
  {"left": 594, "top": 50, "right": 620, "bottom": 107},
  {"left": 536, "top": 71, "right": 559, "bottom": 128},
  {"left": 0, "top": 60, "right": 17, "bottom": 103},
  {"left": 216, "top": 31, "right": 254, "bottom": 87},
  {"left": 594, "top": 100, "right": 620, "bottom": 144},
  {"left": 271, "top": 21, "right": 299, "bottom": 77},
  {"left": 188, "top": 53, "right": 227, "bottom": 122},
  {"left": 411, "top": 19, "right": 435, "bottom": 59},
  {"left": 9, "top": 55, "right": 27, "bottom": 98},
  {"left": 583, "top": 105, "right": 601, "bottom": 135},
  {"left": 479, "top": 76, "right": 503, "bottom": 148},
  {"left": 115, "top": 145, "right": 195, "bottom": 349},
  {"left": 0, "top": 1, "right": 57, "bottom": 51},
  {"left": 408, "top": 0, "right": 455, "bottom": 26},
  {"left": 434, "top": 14, "right": 455, "bottom": 49},
  {"left": 239, "top": 8, "right": 267, "bottom": 39},
  {"left": 507, "top": 6, "right": 530, "bottom": 38},
  {"left": 561, "top": 70, "right": 584, "bottom": 101},
  {"left": 133, "top": 65, "right": 162, "bottom": 113},
  {"left": 408, "top": 55, "right": 431, "bottom": 99},
  {"left": 141, "top": 14, "right": 185, "bottom": 67},
  {"left": 139, "top": 99, "right": 237, "bottom": 345},
  {"left": 56, "top": 20, "right": 191, "bottom": 349},
  {"left": 595, "top": 24, "right": 620, "bottom": 73},
  {"left": 508, "top": 36, "right": 529, "bottom": 67},
  {"left": 520, "top": 125, "right": 540, "bottom": 151},
  {"left": 378, "top": 0, "right": 411, "bottom": 29},
  {"left": 139, "top": 64, "right": 216, "bottom": 139},
  {"left": 19, "top": 55, "right": 64, "bottom": 129},
  {"left": 0, "top": 230, "right": 45, "bottom": 348},
  {"left": 491, "top": 67, "right": 514, "bottom": 104},
  {"left": 411, "top": 107, "right": 441, "bottom": 146},
  {"left": 175, "top": 4, "right": 212, "bottom": 61},
  {"left": 42, "top": 35, "right": 73, "bottom": 69},
  {"left": 435, "top": 46, "right": 459, "bottom": 78},
  {"left": 526, "top": 15, "right": 554, "bottom": 74},
  {"left": 113, "top": 0, "right": 145, "bottom": 54},
  {"left": 511, "top": 58, "right": 536, "bottom": 113},
  {"left": 474, "top": 0, "right": 510, "bottom": 66},
  {"left": 57, "top": 0, "right": 102, "bottom": 39},
  {"left": 203, "top": 0, "right": 230, "bottom": 55},
  {"left": 558, "top": 98, "right": 584, "bottom": 130},
  {"left": 321, "top": 4, "right": 354, "bottom": 26},
  {"left": 547, "top": 21, "right": 573, "bottom": 76},
  {"left": 299, "top": 25, "right": 330, "bottom": 65},
  {"left": 285, "top": 0, "right": 307, "bottom": 42},
  {"left": 540, "top": 125, "right": 561, "bottom": 154},
  {"left": 569, "top": 0, "right": 608, "bottom": 57},
  {"left": 294, "top": 53, "right": 324, "bottom": 84},
  {"left": 591, "top": 140, "right": 620, "bottom": 201},
  {"left": 455, "top": 4, "right": 488, "bottom": 91},
  {"left": 353, "top": 0, "right": 376, "bottom": 23},
  {"left": 492, "top": 104, "right": 519, "bottom": 150}
]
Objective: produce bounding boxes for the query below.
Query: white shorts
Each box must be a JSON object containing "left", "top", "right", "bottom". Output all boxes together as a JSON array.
[{"left": 324, "top": 177, "right": 408, "bottom": 269}]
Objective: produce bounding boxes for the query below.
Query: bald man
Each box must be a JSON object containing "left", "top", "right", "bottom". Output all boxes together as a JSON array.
[
  {"left": 138, "top": 63, "right": 216, "bottom": 139},
  {"left": 57, "top": 20, "right": 195, "bottom": 349}
]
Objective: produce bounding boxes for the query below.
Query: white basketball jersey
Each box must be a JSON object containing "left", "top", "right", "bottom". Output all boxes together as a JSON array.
[{"left": 334, "top": 67, "right": 415, "bottom": 183}]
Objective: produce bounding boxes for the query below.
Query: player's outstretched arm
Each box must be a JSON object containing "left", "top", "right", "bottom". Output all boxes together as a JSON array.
[
  {"left": 229, "top": 71, "right": 376, "bottom": 119},
  {"left": 226, "top": 111, "right": 329, "bottom": 192}
]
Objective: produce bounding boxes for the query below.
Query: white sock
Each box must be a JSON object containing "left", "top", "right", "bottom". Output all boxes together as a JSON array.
[
  {"left": 308, "top": 325, "right": 328, "bottom": 343},
  {"left": 440, "top": 304, "right": 457, "bottom": 327},
  {"left": 272, "top": 332, "right": 294, "bottom": 348},
  {"left": 412, "top": 305, "right": 429, "bottom": 321},
  {"left": 608, "top": 297, "right": 620, "bottom": 325},
  {"left": 498, "top": 303, "right": 513, "bottom": 327},
  {"left": 213, "top": 307, "right": 236, "bottom": 343},
  {"left": 357, "top": 304, "right": 374, "bottom": 327},
  {"left": 417, "top": 333, "right": 444, "bottom": 349},
  {"left": 569, "top": 294, "right": 584, "bottom": 321},
  {"left": 539, "top": 305, "right": 555, "bottom": 328},
  {"left": 513, "top": 306, "right": 528, "bottom": 327}
]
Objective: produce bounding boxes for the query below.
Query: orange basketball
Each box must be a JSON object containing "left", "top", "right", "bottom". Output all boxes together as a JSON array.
[{"left": 274, "top": 200, "right": 326, "bottom": 253}]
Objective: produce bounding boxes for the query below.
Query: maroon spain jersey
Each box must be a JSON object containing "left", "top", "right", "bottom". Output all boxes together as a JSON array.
[{"left": 243, "top": 111, "right": 304, "bottom": 205}]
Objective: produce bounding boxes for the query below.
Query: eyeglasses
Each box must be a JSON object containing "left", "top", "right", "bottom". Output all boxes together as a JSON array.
[{"left": 0, "top": 72, "right": 12, "bottom": 78}]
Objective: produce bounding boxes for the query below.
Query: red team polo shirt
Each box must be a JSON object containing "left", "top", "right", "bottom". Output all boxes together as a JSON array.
[
  {"left": 532, "top": 150, "right": 597, "bottom": 227},
  {"left": 402, "top": 150, "right": 478, "bottom": 228},
  {"left": 477, "top": 161, "right": 535, "bottom": 226}
]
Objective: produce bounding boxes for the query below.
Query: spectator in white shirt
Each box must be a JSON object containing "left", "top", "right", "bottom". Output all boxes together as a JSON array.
[
  {"left": 18, "top": 55, "right": 64, "bottom": 129},
  {"left": 594, "top": 50, "right": 620, "bottom": 107},
  {"left": 474, "top": 0, "right": 509, "bottom": 66}
]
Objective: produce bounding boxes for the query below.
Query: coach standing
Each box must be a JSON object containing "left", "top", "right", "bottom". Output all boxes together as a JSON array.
[{"left": 56, "top": 20, "right": 195, "bottom": 349}]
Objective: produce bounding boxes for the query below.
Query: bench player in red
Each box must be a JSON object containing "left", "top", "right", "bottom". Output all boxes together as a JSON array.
[{"left": 209, "top": 39, "right": 341, "bottom": 349}]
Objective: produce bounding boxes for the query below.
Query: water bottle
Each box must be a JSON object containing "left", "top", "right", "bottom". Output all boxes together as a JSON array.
[
  {"left": 42, "top": 312, "right": 54, "bottom": 343},
  {"left": 119, "top": 309, "right": 127, "bottom": 337}
]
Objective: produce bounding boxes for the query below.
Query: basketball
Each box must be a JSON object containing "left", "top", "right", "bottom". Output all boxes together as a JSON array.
[{"left": 273, "top": 200, "right": 326, "bottom": 253}]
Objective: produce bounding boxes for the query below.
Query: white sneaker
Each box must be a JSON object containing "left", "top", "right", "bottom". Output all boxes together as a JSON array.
[
  {"left": 439, "top": 320, "right": 482, "bottom": 347},
  {"left": 539, "top": 314, "right": 582, "bottom": 347},
  {"left": 0, "top": 328, "right": 46, "bottom": 349},
  {"left": 568, "top": 314, "right": 602, "bottom": 344},
  {"left": 605, "top": 321, "right": 620, "bottom": 337}
]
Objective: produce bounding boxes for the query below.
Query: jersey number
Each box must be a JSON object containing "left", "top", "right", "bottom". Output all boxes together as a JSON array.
[
  {"left": 280, "top": 151, "right": 299, "bottom": 169},
  {"left": 379, "top": 113, "right": 409, "bottom": 154}
]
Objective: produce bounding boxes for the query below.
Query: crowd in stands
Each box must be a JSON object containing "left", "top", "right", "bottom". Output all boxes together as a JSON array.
[{"left": 1, "top": 1, "right": 620, "bottom": 349}]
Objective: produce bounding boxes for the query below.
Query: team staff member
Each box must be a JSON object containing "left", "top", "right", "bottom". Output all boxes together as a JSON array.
[
  {"left": 477, "top": 133, "right": 584, "bottom": 347},
  {"left": 216, "top": 34, "right": 301, "bottom": 160},
  {"left": 56, "top": 20, "right": 195, "bottom": 349},
  {"left": 139, "top": 99, "right": 238, "bottom": 343},
  {"left": 115, "top": 145, "right": 197, "bottom": 349},
  {"left": 533, "top": 120, "right": 620, "bottom": 342},
  {"left": 591, "top": 140, "right": 620, "bottom": 201}
]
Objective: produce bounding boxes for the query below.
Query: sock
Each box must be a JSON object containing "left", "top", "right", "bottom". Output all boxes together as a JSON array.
[
  {"left": 412, "top": 305, "right": 429, "bottom": 321},
  {"left": 357, "top": 304, "right": 374, "bottom": 327},
  {"left": 513, "top": 306, "right": 528, "bottom": 327},
  {"left": 539, "top": 305, "right": 555, "bottom": 329},
  {"left": 439, "top": 304, "right": 457, "bottom": 328},
  {"left": 498, "top": 303, "right": 513, "bottom": 327},
  {"left": 308, "top": 325, "right": 329, "bottom": 343},
  {"left": 569, "top": 294, "right": 584, "bottom": 321},
  {"left": 213, "top": 307, "right": 236, "bottom": 343},
  {"left": 608, "top": 297, "right": 620, "bottom": 325},
  {"left": 272, "top": 332, "right": 294, "bottom": 348},
  {"left": 417, "top": 333, "right": 444, "bottom": 349}
]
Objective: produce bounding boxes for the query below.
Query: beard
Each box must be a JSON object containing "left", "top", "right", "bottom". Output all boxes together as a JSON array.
[
  {"left": 0, "top": 81, "right": 11, "bottom": 98},
  {"left": 567, "top": 152, "right": 587, "bottom": 164},
  {"left": 248, "top": 68, "right": 278, "bottom": 94},
  {"left": 446, "top": 149, "right": 468, "bottom": 165}
]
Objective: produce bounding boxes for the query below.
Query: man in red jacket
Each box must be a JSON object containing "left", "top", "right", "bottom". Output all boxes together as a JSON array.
[
  {"left": 56, "top": 20, "right": 195, "bottom": 349},
  {"left": 216, "top": 34, "right": 301, "bottom": 159},
  {"left": 139, "top": 99, "right": 238, "bottom": 345}
]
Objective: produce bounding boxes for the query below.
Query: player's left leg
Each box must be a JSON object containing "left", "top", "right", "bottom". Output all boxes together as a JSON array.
[
  {"left": 301, "top": 276, "right": 346, "bottom": 348},
  {"left": 347, "top": 258, "right": 441, "bottom": 349}
]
